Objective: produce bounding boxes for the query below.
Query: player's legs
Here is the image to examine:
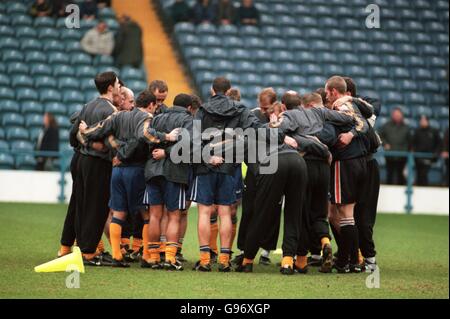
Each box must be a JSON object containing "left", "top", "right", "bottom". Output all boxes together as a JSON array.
[
  {"left": 198, "top": 203, "right": 214, "bottom": 266},
  {"left": 209, "top": 207, "right": 219, "bottom": 262}
]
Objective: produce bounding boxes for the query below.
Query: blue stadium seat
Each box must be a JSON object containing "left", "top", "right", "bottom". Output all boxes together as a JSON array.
[
  {"left": 94, "top": 55, "right": 115, "bottom": 66},
  {"left": 0, "top": 140, "right": 8, "bottom": 152},
  {"left": 288, "top": 39, "right": 308, "bottom": 51},
  {"left": 121, "top": 67, "right": 145, "bottom": 81},
  {"left": 240, "top": 73, "right": 261, "bottom": 86},
  {"left": 184, "top": 46, "right": 206, "bottom": 59},
  {"left": 390, "top": 31, "right": 410, "bottom": 44},
  {"left": 25, "top": 114, "right": 44, "bottom": 128},
  {"left": 276, "top": 15, "right": 296, "bottom": 27},
  {"left": 229, "top": 48, "right": 249, "bottom": 61},
  {"left": 391, "top": 67, "right": 411, "bottom": 79},
  {"left": 77, "top": 65, "right": 97, "bottom": 78},
  {"left": 399, "top": 79, "right": 418, "bottom": 92},
  {"left": 190, "top": 59, "right": 213, "bottom": 71},
  {"left": 196, "top": 23, "right": 216, "bottom": 35},
  {"left": 80, "top": 19, "right": 98, "bottom": 32},
  {"left": 383, "top": 55, "right": 403, "bottom": 67},
  {"left": 2, "top": 50, "right": 24, "bottom": 63},
  {"left": 304, "top": 28, "right": 325, "bottom": 40},
  {"left": 0, "top": 13, "right": 10, "bottom": 25},
  {"left": 291, "top": 4, "right": 309, "bottom": 15},
  {"left": 207, "top": 47, "right": 228, "bottom": 59},
  {"left": 271, "top": 3, "right": 290, "bottom": 15},
  {"left": 0, "top": 87, "right": 15, "bottom": 100},
  {"left": 29, "top": 128, "right": 41, "bottom": 142},
  {"left": 317, "top": 52, "right": 335, "bottom": 63},
  {"left": 16, "top": 88, "right": 39, "bottom": 101},
  {"left": 240, "top": 25, "right": 260, "bottom": 36},
  {"left": 325, "top": 64, "right": 344, "bottom": 75},
  {"left": 196, "top": 71, "right": 215, "bottom": 85},
  {"left": 340, "top": 53, "right": 361, "bottom": 65},
  {"left": 263, "top": 74, "right": 284, "bottom": 87},
  {"left": 267, "top": 38, "right": 285, "bottom": 50},
  {"left": 252, "top": 50, "right": 273, "bottom": 62},
  {"left": 411, "top": 106, "right": 433, "bottom": 119},
  {"left": 258, "top": 62, "right": 278, "bottom": 74},
  {"left": 273, "top": 51, "right": 294, "bottom": 62},
  {"left": 382, "top": 91, "right": 404, "bottom": 105},
  {"left": 428, "top": 56, "right": 447, "bottom": 68},
  {"left": 223, "top": 36, "right": 244, "bottom": 48},
  {"left": 405, "top": 92, "right": 426, "bottom": 106},
  {"left": 280, "top": 63, "right": 301, "bottom": 75},
  {"left": 286, "top": 75, "right": 308, "bottom": 88},
  {"left": 174, "top": 22, "right": 195, "bottom": 34},
  {"left": 34, "top": 75, "right": 57, "bottom": 89},
  {"left": 30, "top": 63, "right": 53, "bottom": 76},
  {"left": 282, "top": 27, "right": 302, "bottom": 39},
  {"left": 177, "top": 34, "right": 200, "bottom": 46},
  {"left": 99, "top": 7, "right": 116, "bottom": 19},
  {"left": 0, "top": 100, "right": 20, "bottom": 113},
  {"left": 298, "top": 16, "right": 318, "bottom": 28},
  {"left": 21, "top": 101, "right": 44, "bottom": 115},
  {"left": 6, "top": 2, "right": 27, "bottom": 15},
  {"left": 55, "top": 115, "right": 71, "bottom": 129},
  {"left": 40, "top": 89, "right": 62, "bottom": 103},
  {"left": 405, "top": 56, "right": 426, "bottom": 68},
  {"left": 235, "top": 61, "right": 257, "bottom": 73},
  {"left": 10, "top": 14, "right": 32, "bottom": 27},
  {"left": 60, "top": 28, "right": 83, "bottom": 41},
  {"left": 296, "top": 52, "right": 316, "bottom": 63},
  {"left": 434, "top": 106, "right": 449, "bottom": 119},
  {"left": 20, "top": 38, "right": 43, "bottom": 51},
  {"left": 25, "top": 51, "right": 47, "bottom": 64},
  {"left": 2, "top": 113, "right": 25, "bottom": 127},
  {"left": 70, "top": 53, "right": 92, "bottom": 66},
  {"left": 48, "top": 52, "right": 67, "bottom": 65},
  {"left": 63, "top": 91, "right": 86, "bottom": 104},
  {"left": 397, "top": 43, "right": 418, "bottom": 55},
  {"left": 301, "top": 64, "right": 323, "bottom": 75},
  {"left": 243, "top": 37, "right": 265, "bottom": 49},
  {"left": 377, "top": 43, "right": 396, "bottom": 54},
  {"left": 0, "top": 153, "right": 15, "bottom": 169},
  {"left": 33, "top": 17, "right": 55, "bottom": 28},
  {"left": 15, "top": 154, "right": 37, "bottom": 170},
  {"left": 376, "top": 79, "right": 396, "bottom": 91},
  {"left": 43, "top": 39, "right": 65, "bottom": 52},
  {"left": 413, "top": 68, "right": 433, "bottom": 80},
  {"left": 11, "top": 75, "right": 34, "bottom": 88},
  {"left": 38, "top": 27, "right": 60, "bottom": 40},
  {"left": 0, "top": 37, "right": 20, "bottom": 50},
  {"left": 58, "top": 77, "right": 80, "bottom": 90},
  {"left": 0, "top": 25, "right": 14, "bottom": 37},
  {"left": 221, "top": 73, "right": 240, "bottom": 85},
  {"left": 421, "top": 44, "right": 440, "bottom": 56},
  {"left": 214, "top": 60, "right": 234, "bottom": 72},
  {"left": 79, "top": 78, "right": 95, "bottom": 90},
  {"left": 200, "top": 35, "right": 222, "bottom": 47},
  {"left": 53, "top": 64, "right": 75, "bottom": 77},
  {"left": 0, "top": 75, "right": 10, "bottom": 87},
  {"left": 44, "top": 102, "right": 66, "bottom": 115},
  {"left": 218, "top": 24, "right": 238, "bottom": 36},
  {"left": 6, "top": 127, "right": 29, "bottom": 141}
]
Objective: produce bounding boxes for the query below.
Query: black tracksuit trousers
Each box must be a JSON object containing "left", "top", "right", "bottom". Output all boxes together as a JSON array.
[
  {"left": 244, "top": 153, "right": 308, "bottom": 260},
  {"left": 75, "top": 154, "right": 112, "bottom": 254},
  {"left": 60, "top": 151, "right": 80, "bottom": 247},
  {"left": 297, "top": 159, "right": 330, "bottom": 256},
  {"left": 238, "top": 169, "right": 281, "bottom": 252},
  {"left": 354, "top": 158, "right": 380, "bottom": 258}
]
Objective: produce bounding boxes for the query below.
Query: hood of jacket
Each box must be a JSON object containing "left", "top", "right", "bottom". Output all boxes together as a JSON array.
[{"left": 202, "top": 94, "right": 244, "bottom": 118}]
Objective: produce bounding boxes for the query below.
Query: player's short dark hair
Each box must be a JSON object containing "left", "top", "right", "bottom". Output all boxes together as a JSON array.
[
  {"left": 343, "top": 77, "right": 357, "bottom": 97},
  {"left": 326, "top": 76, "right": 347, "bottom": 94},
  {"left": 282, "top": 92, "right": 301, "bottom": 110},
  {"left": 173, "top": 93, "right": 193, "bottom": 108},
  {"left": 136, "top": 90, "right": 156, "bottom": 108},
  {"left": 190, "top": 94, "right": 202, "bottom": 110},
  {"left": 212, "top": 77, "right": 231, "bottom": 95},
  {"left": 94, "top": 71, "right": 118, "bottom": 94},
  {"left": 315, "top": 88, "right": 327, "bottom": 105},
  {"left": 149, "top": 80, "right": 168, "bottom": 93},
  {"left": 302, "top": 93, "right": 323, "bottom": 107}
]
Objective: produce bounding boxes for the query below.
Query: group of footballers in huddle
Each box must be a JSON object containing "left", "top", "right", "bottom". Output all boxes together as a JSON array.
[{"left": 57, "top": 71, "right": 380, "bottom": 275}]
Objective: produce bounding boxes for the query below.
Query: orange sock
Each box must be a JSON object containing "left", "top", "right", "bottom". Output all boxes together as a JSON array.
[
  {"left": 110, "top": 223, "right": 123, "bottom": 260},
  {"left": 281, "top": 256, "right": 294, "bottom": 268},
  {"left": 200, "top": 251, "right": 210, "bottom": 266},
  {"left": 209, "top": 222, "right": 219, "bottom": 254},
  {"left": 295, "top": 256, "right": 308, "bottom": 269},
  {"left": 148, "top": 242, "right": 161, "bottom": 263},
  {"left": 58, "top": 245, "right": 71, "bottom": 257},
  {"left": 219, "top": 253, "right": 230, "bottom": 265},
  {"left": 243, "top": 258, "right": 253, "bottom": 265},
  {"left": 165, "top": 242, "right": 178, "bottom": 264},
  {"left": 142, "top": 224, "right": 149, "bottom": 261},
  {"left": 321, "top": 237, "right": 331, "bottom": 248},
  {"left": 160, "top": 241, "right": 166, "bottom": 255},
  {"left": 132, "top": 238, "right": 142, "bottom": 253},
  {"left": 358, "top": 249, "right": 364, "bottom": 265}
]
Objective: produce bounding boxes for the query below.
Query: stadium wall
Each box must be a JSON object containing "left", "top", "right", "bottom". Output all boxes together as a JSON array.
[{"left": 0, "top": 170, "right": 448, "bottom": 215}]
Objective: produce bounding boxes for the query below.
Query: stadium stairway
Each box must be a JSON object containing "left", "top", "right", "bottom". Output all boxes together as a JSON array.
[{"left": 112, "top": 0, "right": 193, "bottom": 102}]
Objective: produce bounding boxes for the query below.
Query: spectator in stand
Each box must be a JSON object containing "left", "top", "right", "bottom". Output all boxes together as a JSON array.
[
  {"left": 217, "top": 0, "right": 236, "bottom": 25},
  {"left": 379, "top": 107, "right": 411, "bottom": 185},
  {"left": 97, "top": 0, "right": 111, "bottom": 8},
  {"left": 442, "top": 128, "right": 449, "bottom": 186},
  {"left": 29, "top": 0, "right": 53, "bottom": 17},
  {"left": 193, "top": 0, "right": 216, "bottom": 24},
  {"left": 113, "top": 15, "right": 143, "bottom": 68},
  {"left": 51, "top": 0, "right": 70, "bottom": 17},
  {"left": 80, "top": 0, "right": 98, "bottom": 20},
  {"left": 237, "top": 0, "right": 260, "bottom": 26},
  {"left": 411, "top": 115, "right": 442, "bottom": 186},
  {"left": 81, "top": 21, "right": 115, "bottom": 56},
  {"left": 35, "top": 113, "right": 60, "bottom": 171},
  {"left": 171, "top": 0, "right": 192, "bottom": 24}
]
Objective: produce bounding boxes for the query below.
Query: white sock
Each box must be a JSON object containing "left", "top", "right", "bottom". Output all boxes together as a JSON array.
[
  {"left": 311, "top": 254, "right": 321, "bottom": 260},
  {"left": 366, "top": 257, "right": 376, "bottom": 264},
  {"left": 261, "top": 249, "right": 270, "bottom": 258}
]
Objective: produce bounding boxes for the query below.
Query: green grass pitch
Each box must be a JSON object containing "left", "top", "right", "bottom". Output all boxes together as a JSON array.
[{"left": 0, "top": 202, "right": 448, "bottom": 299}]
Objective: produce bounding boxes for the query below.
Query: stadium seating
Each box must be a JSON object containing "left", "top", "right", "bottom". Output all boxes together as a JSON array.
[
  {"left": 0, "top": 1, "right": 149, "bottom": 171},
  {"left": 159, "top": 0, "right": 449, "bottom": 185}
]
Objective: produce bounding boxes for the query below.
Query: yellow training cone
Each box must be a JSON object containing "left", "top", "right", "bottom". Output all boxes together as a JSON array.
[{"left": 34, "top": 247, "right": 85, "bottom": 273}]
